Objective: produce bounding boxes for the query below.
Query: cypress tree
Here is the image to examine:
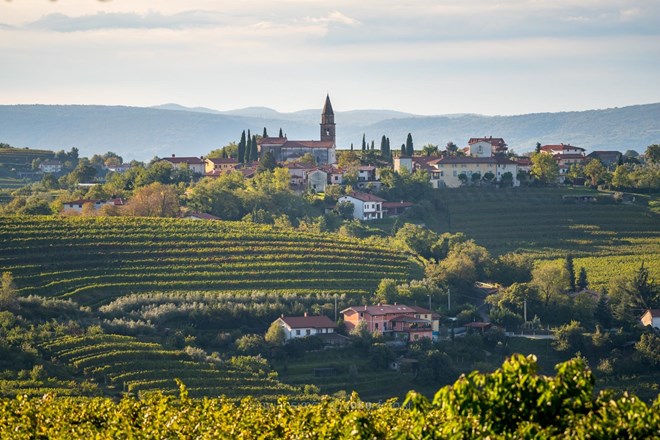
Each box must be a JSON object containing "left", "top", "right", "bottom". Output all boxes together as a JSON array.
[
  {"left": 401, "top": 144, "right": 406, "bottom": 156},
  {"left": 245, "top": 136, "right": 252, "bottom": 163},
  {"left": 406, "top": 133, "right": 414, "bottom": 157},
  {"left": 278, "top": 128, "right": 283, "bottom": 137},
  {"left": 565, "top": 255, "right": 576, "bottom": 292},
  {"left": 251, "top": 135, "right": 258, "bottom": 163},
  {"left": 371, "top": 140, "right": 375, "bottom": 150},
  {"left": 362, "top": 134, "right": 366, "bottom": 151},
  {"left": 381, "top": 135, "right": 387, "bottom": 155},
  {"left": 350, "top": 143, "right": 354, "bottom": 151},
  {"left": 238, "top": 130, "right": 246, "bottom": 163},
  {"left": 577, "top": 267, "right": 588, "bottom": 291},
  {"left": 263, "top": 127, "right": 268, "bottom": 138}
]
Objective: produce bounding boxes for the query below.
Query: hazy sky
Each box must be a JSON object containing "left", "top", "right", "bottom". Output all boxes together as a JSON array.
[{"left": 1, "top": 0, "right": 659, "bottom": 115}]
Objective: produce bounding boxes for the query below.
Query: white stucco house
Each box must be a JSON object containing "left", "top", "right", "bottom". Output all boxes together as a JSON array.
[
  {"left": 338, "top": 191, "right": 384, "bottom": 221},
  {"left": 273, "top": 314, "right": 337, "bottom": 341}
]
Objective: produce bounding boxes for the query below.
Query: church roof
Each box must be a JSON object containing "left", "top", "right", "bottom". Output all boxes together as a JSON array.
[
  {"left": 322, "top": 94, "right": 334, "bottom": 116},
  {"left": 282, "top": 140, "right": 335, "bottom": 149}
]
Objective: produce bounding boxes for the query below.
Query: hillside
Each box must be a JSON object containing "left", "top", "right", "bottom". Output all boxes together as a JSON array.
[
  {"left": 0, "top": 216, "right": 422, "bottom": 307},
  {"left": 432, "top": 187, "right": 660, "bottom": 289},
  {"left": 0, "top": 103, "right": 658, "bottom": 161}
]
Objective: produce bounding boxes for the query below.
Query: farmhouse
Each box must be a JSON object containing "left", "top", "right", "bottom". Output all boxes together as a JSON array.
[
  {"left": 162, "top": 155, "right": 205, "bottom": 175},
  {"left": 272, "top": 314, "right": 338, "bottom": 341},
  {"left": 540, "top": 144, "right": 587, "bottom": 180},
  {"left": 38, "top": 159, "right": 62, "bottom": 173},
  {"left": 258, "top": 95, "right": 337, "bottom": 165},
  {"left": 640, "top": 309, "right": 660, "bottom": 329},
  {"left": 338, "top": 191, "right": 384, "bottom": 221},
  {"left": 204, "top": 157, "right": 239, "bottom": 174},
  {"left": 341, "top": 304, "right": 440, "bottom": 342},
  {"left": 63, "top": 198, "right": 125, "bottom": 213}
]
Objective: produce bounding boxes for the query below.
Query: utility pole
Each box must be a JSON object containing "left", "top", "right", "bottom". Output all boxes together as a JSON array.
[
  {"left": 447, "top": 288, "right": 451, "bottom": 312},
  {"left": 524, "top": 299, "right": 527, "bottom": 323}
]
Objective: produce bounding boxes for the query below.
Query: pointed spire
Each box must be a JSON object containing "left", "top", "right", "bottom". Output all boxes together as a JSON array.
[{"left": 322, "top": 94, "right": 334, "bottom": 116}]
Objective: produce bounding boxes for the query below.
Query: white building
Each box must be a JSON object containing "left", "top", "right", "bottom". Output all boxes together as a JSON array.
[
  {"left": 273, "top": 314, "right": 337, "bottom": 340},
  {"left": 640, "top": 309, "right": 660, "bottom": 329},
  {"left": 162, "top": 155, "right": 205, "bottom": 175},
  {"left": 395, "top": 156, "right": 519, "bottom": 188},
  {"left": 307, "top": 168, "right": 328, "bottom": 192},
  {"left": 63, "top": 198, "right": 125, "bottom": 213},
  {"left": 39, "top": 159, "right": 62, "bottom": 173},
  {"left": 338, "top": 191, "right": 384, "bottom": 221}
]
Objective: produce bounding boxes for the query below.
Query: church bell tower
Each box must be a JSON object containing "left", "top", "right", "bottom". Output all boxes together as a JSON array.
[{"left": 320, "top": 94, "right": 336, "bottom": 143}]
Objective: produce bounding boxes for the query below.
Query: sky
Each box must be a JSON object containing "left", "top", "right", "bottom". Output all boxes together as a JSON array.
[{"left": 1, "top": 0, "right": 659, "bottom": 116}]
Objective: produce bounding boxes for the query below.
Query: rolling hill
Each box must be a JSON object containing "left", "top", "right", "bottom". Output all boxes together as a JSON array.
[{"left": 0, "top": 103, "right": 657, "bottom": 161}]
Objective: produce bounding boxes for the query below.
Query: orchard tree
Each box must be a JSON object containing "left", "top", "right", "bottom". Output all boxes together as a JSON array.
[
  {"left": 530, "top": 152, "right": 559, "bottom": 184},
  {"left": 265, "top": 322, "right": 286, "bottom": 347},
  {"left": 127, "top": 182, "right": 179, "bottom": 217},
  {"left": 583, "top": 159, "right": 606, "bottom": 186},
  {"left": 531, "top": 263, "right": 569, "bottom": 308}
]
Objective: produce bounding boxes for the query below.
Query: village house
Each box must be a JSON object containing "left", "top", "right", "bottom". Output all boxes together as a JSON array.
[
  {"left": 307, "top": 168, "right": 328, "bottom": 192},
  {"left": 204, "top": 157, "right": 239, "bottom": 174},
  {"left": 272, "top": 314, "right": 338, "bottom": 341},
  {"left": 38, "top": 159, "right": 62, "bottom": 174},
  {"left": 63, "top": 198, "right": 125, "bottom": 213},
  {"left": 465, "top": 136, "right": 508, "bottom": 157},
  {"left": 282, "top": 162, "right": 316, "bottom": 187},
  {"left": 106, "top": 163, "right": 132, "bottom": 173},
  {"left": 394, "top": 155, "right": 519, "bottom": 188},
  {"left": 338, "top": 191, "right": 384, "bottom": 221},
  {"left": 356, "top": 165, "right": 381, "bottom": 190},
  {"left": 258, "top": 95, "right": 337, "bottom": 165},
  {"left": 540, "top": 144, "right": 587, "bottom": 180},
  {"left": 162, "top": 155, "right": 205, "bottom": 175},
  {"left": 587, "top": 150, "right": 622, "bottom": 169},
  {"left": 640, "top": 309, "right": 660, "bottom": 330},
  {"left": 341, "top": 304, "right": 440, "bottom": 342}
]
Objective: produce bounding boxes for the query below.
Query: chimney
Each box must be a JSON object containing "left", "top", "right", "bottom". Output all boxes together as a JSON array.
[
  {"left": 172, "top": 154, "right": 175, "bottom": 158},
  {"left": 364, "top": 305, "right": 367, "bottom": 311},
  {"left": 304, "top": 312, "right": 308, "bottom": 317}
]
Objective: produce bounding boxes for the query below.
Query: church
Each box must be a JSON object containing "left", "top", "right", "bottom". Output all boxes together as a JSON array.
[{"left": 257, "top": 95, "right": 337, "bottom": 165}]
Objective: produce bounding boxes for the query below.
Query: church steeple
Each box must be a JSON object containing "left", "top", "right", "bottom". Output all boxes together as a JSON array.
[{"left": 320, "top": 94, "right": 335, "bottom": 143}]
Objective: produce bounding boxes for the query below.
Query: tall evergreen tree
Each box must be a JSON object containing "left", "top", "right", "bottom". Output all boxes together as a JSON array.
[
  {"left": 406, "top": 133, "right": 414, "bottom": 157},
  {"left": 401, "top": 144, "right": 406, "bottom": 156},
  {"left": 262, "top": 127, "right": 268, "bottom": 138},
  {"left": 350, "top": 143, "right": 354, "bottom": 151},
  {"left": 577, "top": 267, "right": 588, "bottom": 291},
  {"left": 565, "top": 255, "right": 576, "bottom": 292},
  {"left": 251, "top": 135, "right": 258, "bottom": 163},
  {"left": 362, "top": 134, "right": 366, "bottom": 151},
  {"left": 238, "top": 130, "right": 246, "bottom": 163},
  {"left": 535, "top": 142, "right": 542, "bottom": 154},
  {"left": 245, "top": 136, "right": 252, "bottom": 163},
  {"left": 278, "top": 128, "right": 283, "bottom": 137},
  {"left": 371, "top": 140, "right": 375, "bottom": 150},
  {"left": 381, "top": 135, "right": 387, "bottom": 152}
]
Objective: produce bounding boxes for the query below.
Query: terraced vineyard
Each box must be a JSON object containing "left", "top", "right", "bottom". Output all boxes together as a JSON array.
[
  {"left": 0, "top": 216, "right": 422, "bottom": 307},
  {"left": 40, "top": 333, "right": 306, "bottom": 400},
  {"left": 435, "top": 187, "right": 660, "bottom": 288}
]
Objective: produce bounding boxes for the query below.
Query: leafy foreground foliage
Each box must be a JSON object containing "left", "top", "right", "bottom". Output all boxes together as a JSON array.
[{"left": 1, "top": 355, "right": 658, "bottom": 439}]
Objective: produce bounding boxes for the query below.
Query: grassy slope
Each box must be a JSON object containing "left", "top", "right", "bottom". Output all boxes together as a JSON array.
[{"left": 434, "top": 186, "right": 660, "bottom": 289}]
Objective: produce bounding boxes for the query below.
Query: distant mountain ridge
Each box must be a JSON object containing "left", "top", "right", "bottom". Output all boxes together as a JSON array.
[{"left": 0, "top": 103, "right": 658, "bottom": 161}]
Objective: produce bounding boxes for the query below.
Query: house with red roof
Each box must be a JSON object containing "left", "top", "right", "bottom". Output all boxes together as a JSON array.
[
  {"left": 341, "top": 304, "right": 440, "bottom": 342},
  {"left": 539, "top": 144, "right": 587, "bottom": 181},
  {"left": 257, "top": 95, "right": 337, "bottom": 165},
  {"left": 162, "top": 154, "right": 205, "bottom": 175},
  {"left": 204, "top": 157, "right": 239, "bottom": 174},
  {"left": 338, "top": 191, "right": 385, "bottom": 220},
  {"left": 273, "top": 313, "right": 338, "bottom": 341},
  {"left": 466, "top": 136, "right": 508, "bottom": 157}
]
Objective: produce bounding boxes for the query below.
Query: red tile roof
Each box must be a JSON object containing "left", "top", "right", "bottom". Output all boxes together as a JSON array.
[
  {"left": 468, "top": 137, "right": 507, "bottom": 148},
  {"left": 258, "top": 137, "right": 288, "bottom": 145},
  {"left": 382, "top": 201, "right": 414, "bottom": 208},
  {"left": 344, "top": 191, "right": 385, "bottom": 203},
  {"left": 541, "top": 144, "right": 585, "bottom": 153},
  {"left": 341, "top": 304, "right": 418, "bottom": 316},
  {"left": 282, "top": 140, "right": 335, "bottom": 149},
  {"left": 206, "top": 157, "right": 238, "bottom": 164},
  {"left": 163, "top": 155, "right": 205, "bottom": 164},
  {"left": 280, "top": 315, "right": 337, "bottom": 329}
]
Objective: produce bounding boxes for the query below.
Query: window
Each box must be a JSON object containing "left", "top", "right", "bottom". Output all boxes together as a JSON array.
[
  {"left": 295, "top": 330, "right": 300, "bottom": 336},
  {"left": 306, "top": 329, "right": 311, "bottom": 335},
  {"left": 375, "top": 323, "right": 379, "bottom": 330}
]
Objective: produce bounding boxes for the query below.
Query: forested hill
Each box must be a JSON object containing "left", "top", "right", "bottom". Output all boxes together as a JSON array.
[{"left": 0, "top": 103, "right": 658, "bottom": 161}]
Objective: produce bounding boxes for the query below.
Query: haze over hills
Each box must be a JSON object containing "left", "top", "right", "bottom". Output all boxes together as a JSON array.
[{"left": 0, "top": 103, "right": 658, "bottom": 162}]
